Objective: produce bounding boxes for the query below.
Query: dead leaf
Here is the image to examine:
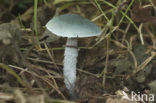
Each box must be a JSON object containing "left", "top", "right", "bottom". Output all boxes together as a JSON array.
[{"left": 131, "top": 3, "right": 156, "bottom": 24}]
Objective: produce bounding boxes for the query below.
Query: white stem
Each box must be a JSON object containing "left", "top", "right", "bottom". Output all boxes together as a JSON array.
[{"left": 63, "top": 38, "right": 78, "bottom": 94}]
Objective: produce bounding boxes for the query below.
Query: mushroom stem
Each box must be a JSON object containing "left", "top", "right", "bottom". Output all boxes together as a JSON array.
[{"left": 63, "top": 38, "right": 78, "bottom": 95}]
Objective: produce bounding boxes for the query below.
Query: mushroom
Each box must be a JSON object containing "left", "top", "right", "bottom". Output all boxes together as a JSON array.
[{"left": 46, "top": 14, "right": 101, "bottom": 97}]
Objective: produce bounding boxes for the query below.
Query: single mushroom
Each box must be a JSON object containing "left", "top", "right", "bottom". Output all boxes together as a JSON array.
[{"left": 46, "top": 14, "right": 101, "bottom": 97}]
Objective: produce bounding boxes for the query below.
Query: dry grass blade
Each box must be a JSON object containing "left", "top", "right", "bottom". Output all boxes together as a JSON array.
[
  {"left": 111, "top": 39, "right": 127, "bottom": 49},
  {"left": 122, "top": 23, "right": 131, "bottom": 43},
  {"left": 102, "top": 37, "right": 110, "bottom": 87},
  {"left": 43, "top": 42, "right": 59, "bottom": 70},
  {"left": 40, "top": 76, "right": 67, "bottom": 100},
  {"left": 14, "top": 89, "right": 26, "bottom": 103},
  {"left": 127, "top": 52, "right": 156, "bottom": 79},
  {"left": 8, "top": 64, "right": 65, "bottom": 99},
  {"left": 138, "top": 23, "right": 144, "bottom": 45},
  {"left": 27, "top": 57, "right": 62, "bottom": 66},
  {"left": 0, "top": 92, "right": 13, "bottom": 101},
  {"left": 145, "top": 25, "right": 156, "bottom": 49},
  {"left": 137, "top": 51, "right": 156, "bottom": 72}
]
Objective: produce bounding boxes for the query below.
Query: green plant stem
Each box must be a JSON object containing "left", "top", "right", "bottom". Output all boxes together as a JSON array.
[
  {"left": 118, "top": 0, "right": 135, "bottom": 26},
  {"left": 34, "top": 0, "right": 40, "bottom": 48},
  {"left": 103, "top": 0, "right": 139, "bottom": 32},
  {"left": 94, "top": 0, "right": 109, "bottom": 22}
]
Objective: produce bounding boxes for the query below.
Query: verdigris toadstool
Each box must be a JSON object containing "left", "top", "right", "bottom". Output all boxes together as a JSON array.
[{"left": 46, "top": 14, "right": 101, "bottom": 97}]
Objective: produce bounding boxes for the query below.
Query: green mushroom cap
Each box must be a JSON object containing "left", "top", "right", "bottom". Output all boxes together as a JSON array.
[{"left": 46, "top": 14, "right": 101, "bottom": 38}]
